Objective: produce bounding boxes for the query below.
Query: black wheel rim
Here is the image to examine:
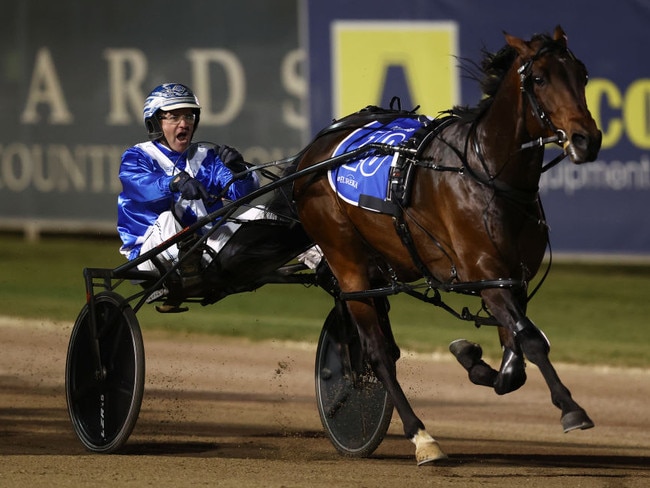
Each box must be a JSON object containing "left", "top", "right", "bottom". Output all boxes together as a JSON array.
[
  {"left": 66, "top": 293, "right": 143, "bottom": 452},
  {"left": 315, "top": 309, "right": 393, "bottom": 456}
]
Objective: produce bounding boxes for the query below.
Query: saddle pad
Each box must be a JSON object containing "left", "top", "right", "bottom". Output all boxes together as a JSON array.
[{"left": 328, "top": 117, "right": 426, "bottom": 211}]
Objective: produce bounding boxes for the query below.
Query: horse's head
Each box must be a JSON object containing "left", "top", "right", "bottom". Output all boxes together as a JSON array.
[{"left": 505, "top": 26, "right": 602, "bottom": 164}]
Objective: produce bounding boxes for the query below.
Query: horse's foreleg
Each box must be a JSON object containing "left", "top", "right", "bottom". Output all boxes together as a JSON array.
[
  {"left": 449, "top": 339, "right": 498, "bottom": 386},
  {"left": 347, "top": 299, "right": 447, "bottom": 464},
  {"left": 514, "top": 317, "right": 594, "bottom": 431},
  {"left": 482, "top": 289, "right": 594, "bottom": 432},
  {"left": 449, "top": 325, "right": 526, "bottom": 394},
  {"left": 493, "top": 326, "right": 527, "bottom": 394}
]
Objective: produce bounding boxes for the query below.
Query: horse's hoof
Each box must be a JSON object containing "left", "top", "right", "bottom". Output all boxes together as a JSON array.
[
  {"left": 416, "top": 444, "right": 448, "bottom": 466},
  {"left": 412, "top": 429, "right": 448, "bottom": 466},
  {"left": 449, "top": 339, "right": 482, "bottom": 369},
  {"left": 561, "top": 409, "right": 595, "bottom": 432}
]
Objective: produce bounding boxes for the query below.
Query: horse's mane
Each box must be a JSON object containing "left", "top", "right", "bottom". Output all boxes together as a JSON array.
[{"left": 452, "top": 33, "right": 559, "bottom": 121}]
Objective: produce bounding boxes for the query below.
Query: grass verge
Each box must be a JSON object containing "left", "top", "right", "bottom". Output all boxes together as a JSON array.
[{"left": 1, "top": 234, "right": 648, "bottom": 368}]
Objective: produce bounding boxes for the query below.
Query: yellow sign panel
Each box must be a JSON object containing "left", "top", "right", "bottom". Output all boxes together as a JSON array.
[{"left": 332, "top": 21, "right": 458, "bottom": 119}]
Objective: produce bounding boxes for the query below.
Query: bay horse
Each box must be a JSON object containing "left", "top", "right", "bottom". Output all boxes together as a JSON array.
[{"left": 290, "top": 26, "right": 601, "bottom": 464}]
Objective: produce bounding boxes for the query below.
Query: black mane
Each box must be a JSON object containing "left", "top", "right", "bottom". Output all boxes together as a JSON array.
[{"left": 452, "top": 33, "right": 560, "bottom": 121}]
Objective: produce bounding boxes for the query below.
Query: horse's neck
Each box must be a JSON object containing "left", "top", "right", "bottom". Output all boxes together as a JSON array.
[{"left": 474, "top": 77, "right": 544, "bottom": 190}]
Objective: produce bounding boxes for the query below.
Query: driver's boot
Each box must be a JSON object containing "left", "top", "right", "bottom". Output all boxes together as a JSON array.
[
  {"left": 155, "top": 239, "right": 204, "bottom": 314},
  {"left": 178, "top": 242, "right": 204, "bottom": 295}
]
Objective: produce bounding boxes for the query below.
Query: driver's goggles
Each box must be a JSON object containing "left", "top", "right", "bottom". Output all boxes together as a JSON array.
[{"left": 158, "top": 113, "right": 196, "bottom": 125}]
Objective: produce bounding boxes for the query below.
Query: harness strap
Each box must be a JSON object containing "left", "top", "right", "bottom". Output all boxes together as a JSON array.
[
  {"left": 390, "top": 210, "right": 527, "bottom": 295},
  {"left": 392, "top": 214, "right": 442, "bottom": 290},
  {"left": 467, "top": 137, "right": 541, "bottom": 205}
]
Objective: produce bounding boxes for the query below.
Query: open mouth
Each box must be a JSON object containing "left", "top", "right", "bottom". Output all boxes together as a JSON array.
[{"left": 177, "top": 130, "right": 190, "bottom": 143}]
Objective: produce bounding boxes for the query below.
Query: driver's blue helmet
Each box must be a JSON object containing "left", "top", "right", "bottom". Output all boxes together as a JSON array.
[{"left": 143, "top": 83, "right": 201, "bottom": 141}]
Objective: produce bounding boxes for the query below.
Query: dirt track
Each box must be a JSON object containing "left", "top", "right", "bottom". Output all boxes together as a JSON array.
[{"left": 1, "top": 317, "right": 648, "bottom": 487}]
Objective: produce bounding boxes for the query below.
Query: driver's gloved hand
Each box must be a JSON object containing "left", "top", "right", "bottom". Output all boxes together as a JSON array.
[
  {"left": 169, "top": 171, "right": 210, "bottom": 200},
  {"left": 217, "top": 145, "right": 248, "bottom": 173}
]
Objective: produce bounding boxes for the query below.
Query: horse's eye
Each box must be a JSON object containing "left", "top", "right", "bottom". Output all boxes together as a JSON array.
[{"left": 533, "top": 76, "right": 545, "bottom": 86}]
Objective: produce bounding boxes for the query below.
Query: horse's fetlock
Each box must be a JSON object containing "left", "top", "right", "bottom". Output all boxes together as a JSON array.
[{"left": 410, "top": 428, "right": 435, "bottom": 446}]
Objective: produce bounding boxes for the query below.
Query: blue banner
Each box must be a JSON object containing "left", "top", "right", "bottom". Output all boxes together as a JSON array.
[{"left": 305, "top": 0, "right": 650, "bottom": 256}]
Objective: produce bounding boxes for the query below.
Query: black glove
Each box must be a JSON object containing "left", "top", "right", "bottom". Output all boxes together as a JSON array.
[
  {"left": 169, "top": 171, "right": 210, "bottom": 201},
  {"left": 217, "top": 145, "right": 248, "bottom": 173}
]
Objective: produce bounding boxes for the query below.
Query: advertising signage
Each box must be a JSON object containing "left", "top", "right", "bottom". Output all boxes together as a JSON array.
[{"left": 0, "top": 1, "right": 303, "bottom": 230}]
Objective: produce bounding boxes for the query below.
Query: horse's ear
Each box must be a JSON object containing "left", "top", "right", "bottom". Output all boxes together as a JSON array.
[
  {"left": 553, "top": 25, "right": 568, "bottom": 47},
  {"left": 504, "top": 31, "right": 534, "bottom": 57}
]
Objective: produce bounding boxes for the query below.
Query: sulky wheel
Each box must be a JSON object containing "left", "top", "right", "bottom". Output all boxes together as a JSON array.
[
  {"left": 315, "top": 306, "right": 393, "bottom": 458},
  {"left": 65, "top": 291, "right": 145, "bottom": 453}
]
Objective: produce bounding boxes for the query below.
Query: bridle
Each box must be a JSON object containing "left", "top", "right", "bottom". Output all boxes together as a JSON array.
[{"left": 517, "top": 45, "right": 577, "bottom": 172}]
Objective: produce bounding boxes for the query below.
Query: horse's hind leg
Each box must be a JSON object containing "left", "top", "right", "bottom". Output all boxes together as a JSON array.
[
  {"left": 375, "top": 296, "right": 401, "bottom": 362},
  {"left": 345, "top": 297, "right": 447, "bottom": 464}
]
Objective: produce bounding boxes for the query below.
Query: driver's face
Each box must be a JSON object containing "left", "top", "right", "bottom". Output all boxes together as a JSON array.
[{"left": 158, "top": 108, "right": 196, "bottom": 153}]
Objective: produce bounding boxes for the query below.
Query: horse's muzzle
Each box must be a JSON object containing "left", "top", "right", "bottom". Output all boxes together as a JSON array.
[{"left": 566, "top": 128, "right": 602, "bottom": 163}]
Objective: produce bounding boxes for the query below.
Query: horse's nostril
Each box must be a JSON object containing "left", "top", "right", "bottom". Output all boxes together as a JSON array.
[
  {"left": 571, "top": 133, "right": 587, "bottom": 150},
  {"left": 569, "top": 131, "right": 601, "bottom": 162}
]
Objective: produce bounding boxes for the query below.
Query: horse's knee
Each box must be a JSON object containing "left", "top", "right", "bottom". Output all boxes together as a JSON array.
[
  {"left": 493, "top": 347, "right": 527, "bottom": 395},
  {"left": 514, "top": 317, "right": 550, "bottom": 363}
]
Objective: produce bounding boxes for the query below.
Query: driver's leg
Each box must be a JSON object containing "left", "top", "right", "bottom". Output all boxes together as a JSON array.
[
  {"left": 137, "top": 211, "right": 181, "bottom": 271},
  {"left": 206, "top": 205, "right": 269, "bottom": 256}
]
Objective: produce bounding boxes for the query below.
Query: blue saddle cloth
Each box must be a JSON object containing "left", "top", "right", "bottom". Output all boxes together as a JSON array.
[{"left": 328, "top": 117, "right": 427, "bottom": 212}]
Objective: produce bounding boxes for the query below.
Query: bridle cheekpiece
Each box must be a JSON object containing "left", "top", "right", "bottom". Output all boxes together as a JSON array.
[{"left": 517, "top": 45, "right": 572, "bottom": 171}]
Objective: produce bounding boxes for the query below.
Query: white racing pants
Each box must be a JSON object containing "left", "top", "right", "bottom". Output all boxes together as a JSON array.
[{"left": 137, "top": 206, "right": 322, "bottom": 271}]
